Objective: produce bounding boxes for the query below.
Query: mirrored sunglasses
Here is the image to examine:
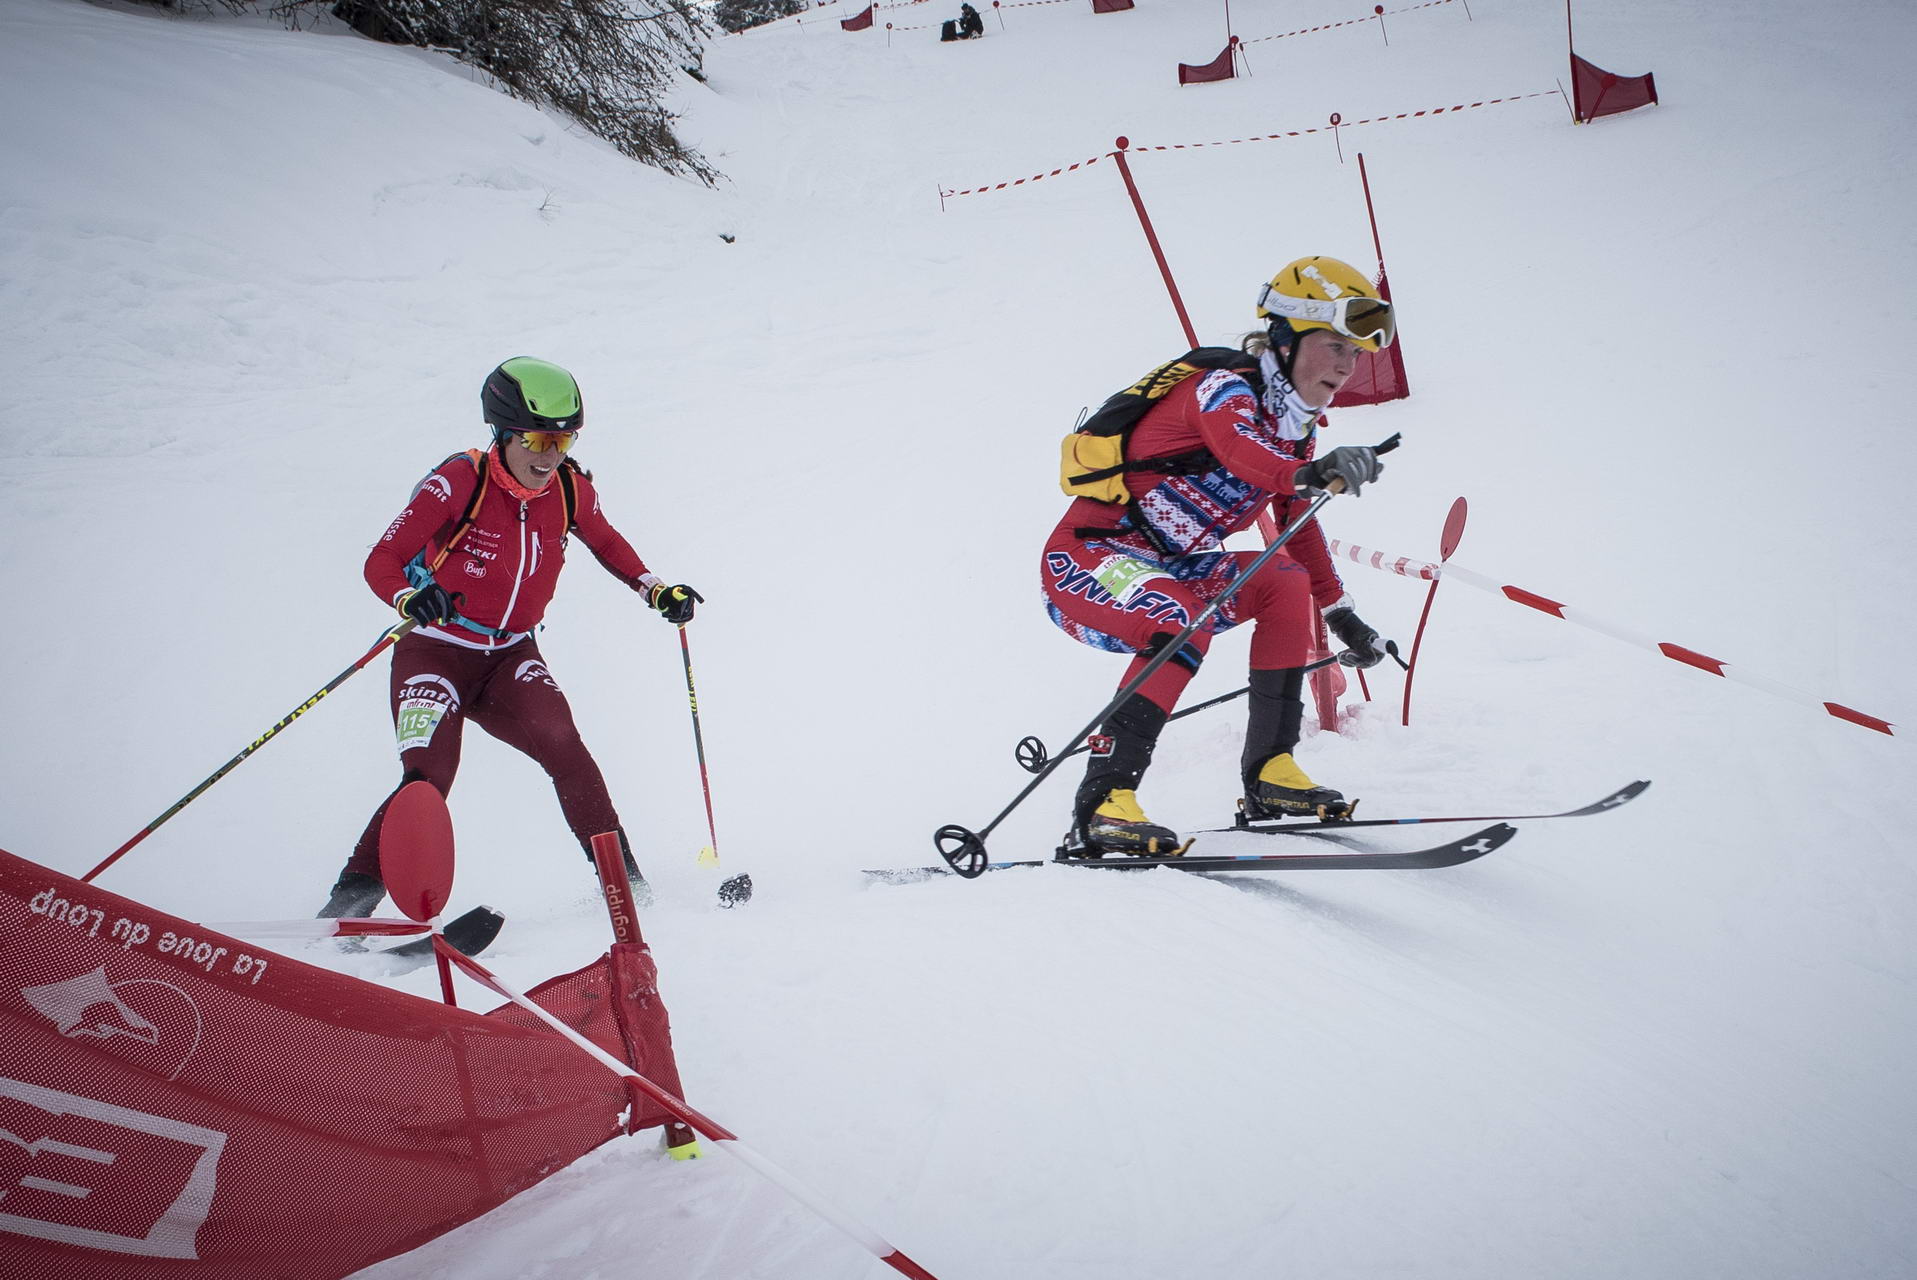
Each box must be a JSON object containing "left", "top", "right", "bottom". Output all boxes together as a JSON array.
[{"left": 513, "top": 429, "right": 578, "bottom": 454}]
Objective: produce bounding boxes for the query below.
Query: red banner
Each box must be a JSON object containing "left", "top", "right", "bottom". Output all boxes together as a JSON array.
[
  {"left": 1177, "top": 41, "right": 1237, "bottom": 85},
  {"left": 1332, "top": 268, "right": 1410, "bottom": 408},
  {"left": 1571, "top": 52, "right": 1657, "bottom": 122},
  {"left": 842, "top": 3, "right": 876, "bottom": 29},
  {"left": 0, "top": 847, "right": 678, "bottom": 1279}
]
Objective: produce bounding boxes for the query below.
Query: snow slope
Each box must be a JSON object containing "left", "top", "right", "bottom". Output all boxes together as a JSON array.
[{"left": 3, "top": 0, "right": 1915, "bottom": 1275}]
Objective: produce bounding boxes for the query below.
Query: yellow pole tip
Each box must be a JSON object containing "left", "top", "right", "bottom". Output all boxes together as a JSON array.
[
  {"left": 696, "top": 846, "right": 719, "bottom": 867},
  {"left": 667, "top": 1140, "right": 703, "bottom": 1161}
]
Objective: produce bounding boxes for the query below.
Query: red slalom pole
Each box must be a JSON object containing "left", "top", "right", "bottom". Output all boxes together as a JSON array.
[
  {"left": 1401, "top": 497, "right": 1468, "bottom": 726},
  {"left": 1110, "top": 136, "right": 1198, "bottom": 347},
  {"left": 84, "top": 619, "right": 418, "bottom": 883}
]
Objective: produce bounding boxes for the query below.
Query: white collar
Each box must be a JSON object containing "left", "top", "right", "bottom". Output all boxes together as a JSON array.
[{"left": 1257, "top": 349, "right": 1320, "bottom": 442}]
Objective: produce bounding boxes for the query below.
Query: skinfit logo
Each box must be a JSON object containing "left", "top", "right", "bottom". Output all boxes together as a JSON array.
[{"left": 515, "top": 660, "right": 558, "bottom": 688}]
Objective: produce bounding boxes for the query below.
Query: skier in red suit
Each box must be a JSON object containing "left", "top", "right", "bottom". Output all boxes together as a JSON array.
[
  {"left": 1043, "top": 257, "right": 1398, "bottom": 857},
  {"left": 317, "top": 357, "right": 700, "bottom": 919}
]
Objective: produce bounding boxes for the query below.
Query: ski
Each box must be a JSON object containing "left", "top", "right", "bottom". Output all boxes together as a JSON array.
[
  {"left": 867, "top": 822, "right": 1517, "bottom": 884},
  {"left": 378, "top": 905, "right": 504, "bottom": 963},
  {"left": 1200, "top": 779, "right": 1651, "bottom": 838}
]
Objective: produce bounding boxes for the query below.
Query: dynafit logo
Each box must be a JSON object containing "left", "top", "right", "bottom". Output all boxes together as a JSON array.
[
  {"left": 418, "top": 474, "right": 454, "bottom": 504},
  {"left": 0, "top": 1078, "right": 227, "bottom": 1259}
]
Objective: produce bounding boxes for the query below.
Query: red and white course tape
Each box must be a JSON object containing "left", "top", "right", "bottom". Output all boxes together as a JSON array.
[
  {"left": 940, "top": 90, "right": 1557, "bottom": 201},
  {"left": 1328, "top": 538, "right": 1899, "bottom": 739},
  {"left": 1243, "top": 0, "right": 1459, "bottom": 45},
  {"left": 435, "top": 941, "right": 943, "bottom": 1279}
]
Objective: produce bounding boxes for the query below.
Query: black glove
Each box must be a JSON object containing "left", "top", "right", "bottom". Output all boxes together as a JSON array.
[
  {"left": 648, "top": 582, "right": 703, "bottom": 625},
  {"left": 397, "top": 584, "right": 458, "bottom": 626},
  {"left": 1324, "top": 603, "right": 1386, "bottom": 669},
  {"left": 1295, "top": 445, "right": 1383, "bottom": 498}
]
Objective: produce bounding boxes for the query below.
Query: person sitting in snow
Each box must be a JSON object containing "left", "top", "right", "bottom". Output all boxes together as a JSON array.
[
  {"left": 1043, "top": 257, "right": 1396, "bottom": 857},
  {"left": 317, "top": 357, "right": 700, "bottom": 919},
  {"left": 959, "top": 3, "right": 983, "bottom": 37}
]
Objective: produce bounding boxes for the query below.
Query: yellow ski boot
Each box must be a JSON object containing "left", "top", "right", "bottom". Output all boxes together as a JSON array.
[{"left": 1243, "top": 754, "right": 1353, "bottom": 822}]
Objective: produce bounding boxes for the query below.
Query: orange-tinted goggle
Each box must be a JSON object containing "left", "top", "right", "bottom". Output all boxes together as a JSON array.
[
  {"left": 512, "top": 429, "right": 578, "bottom": 454},
  {"left": 1256, "top": 286, "right": 1397, "bottom": 349}
]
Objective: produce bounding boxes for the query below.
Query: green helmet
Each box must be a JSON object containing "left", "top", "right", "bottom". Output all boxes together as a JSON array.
[{"left": 482, "top": 357, "right": 584, "bottom": 438}]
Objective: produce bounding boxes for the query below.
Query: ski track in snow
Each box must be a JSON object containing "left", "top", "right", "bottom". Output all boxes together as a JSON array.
[{"left": 3, "top": 0, "right": 1916, "bottom": 1276}]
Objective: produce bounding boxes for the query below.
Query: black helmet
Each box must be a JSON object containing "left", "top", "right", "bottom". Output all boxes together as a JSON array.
[{"left": 482, "top": 357, "right": 584, "bottom": 439}]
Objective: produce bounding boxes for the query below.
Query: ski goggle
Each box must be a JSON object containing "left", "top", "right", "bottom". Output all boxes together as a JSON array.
[
  {"left": 1256, "top": 286, "right": 1397, "bottom": 349},
  {"left": 510, "top": 428, "right": 578, "bottom": 454}
]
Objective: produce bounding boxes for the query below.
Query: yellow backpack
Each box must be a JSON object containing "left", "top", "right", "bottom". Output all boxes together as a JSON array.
[{"left": 1059, "top": 347, "right": 1265, "bottom": 503}]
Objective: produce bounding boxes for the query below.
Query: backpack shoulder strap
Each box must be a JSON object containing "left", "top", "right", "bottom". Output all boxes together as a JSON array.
[
  {"left": 557, "top": 458, "right": 585, "bottom": 531},
  {"left": 424, "top": 449, "right": 489, "bottom": 576}
]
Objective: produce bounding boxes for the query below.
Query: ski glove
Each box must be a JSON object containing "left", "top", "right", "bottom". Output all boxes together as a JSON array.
[
  {"left": 1324, "top": 603, "right": 1387, "bottom": 669},
  {"left": 397, "top": 584, "right": 458, "bottom": 627},
  {"left": 648, "top": 583, "right": 703, "bottom": 625},
  {"left": 1294, "top": 446, "right": 1383, "bottom": 498}
]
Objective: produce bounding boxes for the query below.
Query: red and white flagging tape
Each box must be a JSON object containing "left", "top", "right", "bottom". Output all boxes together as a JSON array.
[
  {"left": 1328, "top": 538, "right": 1899, "bottom": 739},
  {"left": 940, "top": 90, "right": 1557, "bottom": 199},
  {"left": 1243, "top": 0, "right": 1458, "bottom": 45},
  {"left": 435, "top": 942, "right": 942, "bottom": 1278}
]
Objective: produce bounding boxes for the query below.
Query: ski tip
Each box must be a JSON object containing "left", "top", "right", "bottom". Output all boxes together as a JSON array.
[
  {"left": 717, "top": 873, "right": 753, "bottom": 907},
  {"left": 696, "top": 845, "right": 719, "bottom": 868}
]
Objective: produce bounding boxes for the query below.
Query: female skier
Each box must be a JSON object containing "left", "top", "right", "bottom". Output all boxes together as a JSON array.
[
  {"left": 1043, "top": 257, "right": 1396, "bottom": 856},
  {"left": 318, "top": 357, "right": 699, "bottom": 917}
]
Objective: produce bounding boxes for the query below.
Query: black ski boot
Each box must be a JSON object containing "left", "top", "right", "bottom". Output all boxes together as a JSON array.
[
  {"left": 1239, "top": 667, "right": 1352, "bottom": 822},
  {"left": 1060, "top": 694, "right": 1188, "bottom": 858},
  {"left": 317, "top": 871, "right": 385, "bottom": 919},
  {"left": 592, "top": 827, "right": 654, "bottom": 908}
]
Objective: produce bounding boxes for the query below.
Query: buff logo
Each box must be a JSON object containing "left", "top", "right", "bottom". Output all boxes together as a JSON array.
[
  {"left": 0, "top": 1078, "right": 227, "bottom": 1259},
  {"left": 461, "top": 560, "right": 486, "bottom": 578}
]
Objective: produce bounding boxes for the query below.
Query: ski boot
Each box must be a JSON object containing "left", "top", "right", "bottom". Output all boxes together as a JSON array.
[
  {"left": 1058, "top": 693, "right": 1189, "bottom": 858},
  {"left": 317, "top": 871, "right": 385, "bottom": 919},
  {"left": 600, "top": 827, "right": 655, "bottom": 909},
  {"left": 1240, "top": 753, "right": 1354, "bottom": 823},
  {"left": 1060, "top": 789, "right": 1190, "bottom": 858}
]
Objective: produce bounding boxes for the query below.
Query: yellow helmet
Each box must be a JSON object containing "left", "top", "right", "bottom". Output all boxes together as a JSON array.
[{"left": 1255, "top": 256, "right": 1396, "bottom": 352}]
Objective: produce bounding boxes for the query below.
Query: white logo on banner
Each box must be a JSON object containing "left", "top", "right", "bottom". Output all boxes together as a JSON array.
[
  {"left": 21, "top": 967, "right": 204, "bottom": 1082},
  {"left": 0, "top": 1078, "right": 227, "bottom": 1258}
]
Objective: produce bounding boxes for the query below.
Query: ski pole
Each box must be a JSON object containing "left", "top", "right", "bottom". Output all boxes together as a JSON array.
[
  {"left": 675, "top": 625, "right": 752, "bottom": 906},
  {"left": 1012, "top": 642, "right": 1409, "bottom": 772},
  {"left": 934, "top": 435, "right": 1398, "bottom": 877},
  {"left": 1013, "top": 650, "right": 1346, "bottom": 774},
  {"left": 82, "top": 619, "right": 417, "bottom": 883}
]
